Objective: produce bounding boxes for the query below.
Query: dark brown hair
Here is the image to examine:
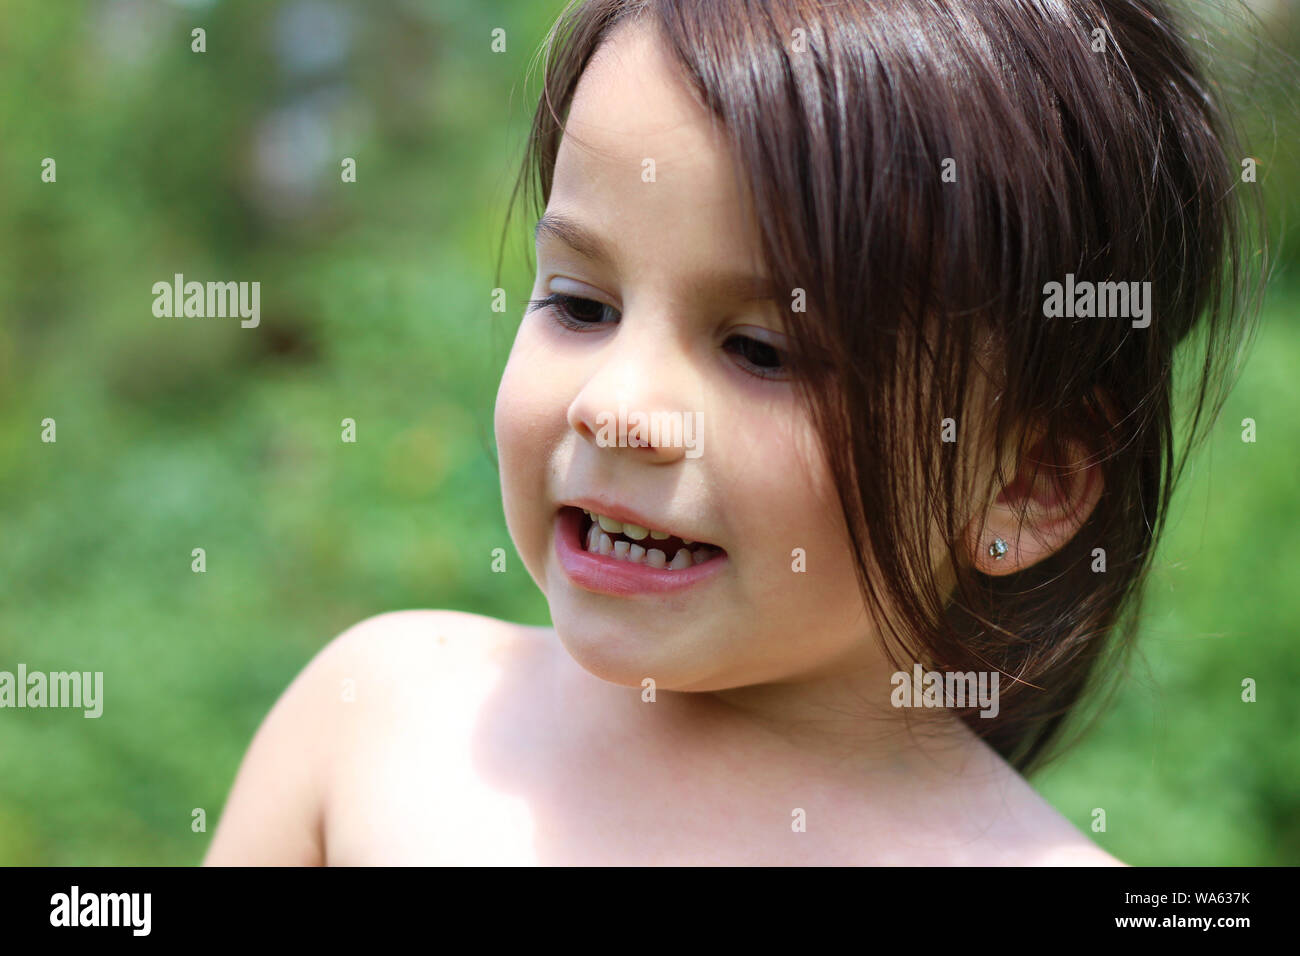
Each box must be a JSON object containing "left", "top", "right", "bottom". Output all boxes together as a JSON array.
[{"left": 498, "top": 0, "right": 1269, "bottom": 773}]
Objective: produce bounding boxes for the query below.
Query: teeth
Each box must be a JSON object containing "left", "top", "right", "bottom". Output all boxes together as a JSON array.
[
  {"left": 579, "top": 509, "right": 720, "bottom": 568},
  {"left": 585, "top": 510, "right": 689, "bottom": 544},
  {"left": 582, "top": 531, "right": 717, "bottom": 569}
]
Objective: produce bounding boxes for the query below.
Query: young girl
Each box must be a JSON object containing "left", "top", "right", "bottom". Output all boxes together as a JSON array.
[{"left": 204, "top": 0, "right": 1264, "bottom": 865}]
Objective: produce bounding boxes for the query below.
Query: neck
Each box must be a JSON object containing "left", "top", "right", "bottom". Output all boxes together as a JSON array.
[{"left": 700, "top": 660, "right": 986, "bottom": 774}]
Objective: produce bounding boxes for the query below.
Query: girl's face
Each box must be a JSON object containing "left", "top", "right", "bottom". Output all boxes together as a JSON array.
[{"left": 494, "top": 22, "right": 897, "bottom": 697}]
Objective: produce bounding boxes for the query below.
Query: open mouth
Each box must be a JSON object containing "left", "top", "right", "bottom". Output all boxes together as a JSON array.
[{"left": 567, "top": 507, "right": 725, "bottom": 570}]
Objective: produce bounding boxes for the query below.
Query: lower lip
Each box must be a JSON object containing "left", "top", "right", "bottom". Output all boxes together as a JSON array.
[{"left": 553, "top": 507, "right": 728, "bottom": 596}]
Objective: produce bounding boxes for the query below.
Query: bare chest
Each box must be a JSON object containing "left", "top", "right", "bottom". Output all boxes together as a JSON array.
[
  {"left": 319, "top": 634, "right": 1073, "bottom": 866},
  {"left": 321, "top": 666, "right": 912, "bottom": 865}
]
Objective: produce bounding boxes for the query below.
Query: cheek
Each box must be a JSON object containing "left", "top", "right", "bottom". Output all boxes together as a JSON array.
[
  {"left": 494, "top": 320, "right": 558, "bottom": 464},
  {"left": 494, "top": 329, "right": 558, "bottom": 571},
  {"left": 493, "top": 350, "right": 533, "bottom": 474},
  {"left": 732, "top": 406, "right": 873, "bottom": 633},
  {"left": 721, "top": 404, "right": 853, "bottom": 578}
]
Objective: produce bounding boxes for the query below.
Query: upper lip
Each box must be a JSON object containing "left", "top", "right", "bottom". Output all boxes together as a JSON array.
[{"left": 560, "top": 497, "right": 718, "bottom": 548}]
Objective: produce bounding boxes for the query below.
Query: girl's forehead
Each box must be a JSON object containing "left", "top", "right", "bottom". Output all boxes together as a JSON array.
[
  {"left": 552, "top": 24, "right": 764, "bottom": 276},
  {"left": 560, "top": 22, "right": 737, "bottom": 196}
]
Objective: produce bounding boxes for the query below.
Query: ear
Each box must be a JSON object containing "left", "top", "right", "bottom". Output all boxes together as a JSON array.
[{"left": 965, "top": 433, "right": 1104, "bottom": 576}]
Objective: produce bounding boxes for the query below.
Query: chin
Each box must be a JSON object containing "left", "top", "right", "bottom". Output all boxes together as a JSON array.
[
  {"left": 549, "top": 613, "right": 718, "bottom": 690},
  {"left": 552, "top": 616, "right": 669, "bottom": 685}
]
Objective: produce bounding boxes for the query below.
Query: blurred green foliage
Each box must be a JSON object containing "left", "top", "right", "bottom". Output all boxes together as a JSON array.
[{"left": 0, "top": 0, "right": 1296, "bottom": 865}]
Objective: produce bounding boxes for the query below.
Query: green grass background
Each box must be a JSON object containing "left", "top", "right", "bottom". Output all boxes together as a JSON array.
[{"left": 0, "top": 0, "right": 1296, "bottom": 865}]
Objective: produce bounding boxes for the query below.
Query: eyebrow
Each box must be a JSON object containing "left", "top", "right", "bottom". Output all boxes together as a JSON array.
[
  {"left": 534, "top": 211, "right": 614, "bottom": 265},
  {"left": 534, "top": 210, "right": 778, "bottom": 302}
]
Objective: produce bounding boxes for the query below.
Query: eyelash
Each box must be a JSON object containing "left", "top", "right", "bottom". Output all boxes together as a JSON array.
[{"left": 527, "top": 292, "right": 789, "bottom": 381}]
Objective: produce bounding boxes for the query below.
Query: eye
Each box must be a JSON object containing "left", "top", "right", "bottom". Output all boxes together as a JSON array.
[
  {"left": 528, "top": 293, "right": 620, "bottom": 330},
  {"left": 724, "top": 332, "right": 789, "bottom": 381}
]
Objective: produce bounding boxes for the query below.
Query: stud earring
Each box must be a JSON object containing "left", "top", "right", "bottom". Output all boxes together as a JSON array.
[{"left": 988, "top": 537, "right": 1009, "bottom": 560}]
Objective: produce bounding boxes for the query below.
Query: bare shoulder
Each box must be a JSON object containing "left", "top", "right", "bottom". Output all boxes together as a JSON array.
[
  {"left": 992, "top": 781, "right": 1128, "bottom": 866},
  {"left": 940, "top": 734, "right": 1128, "bottom": 866},
  {"left": 314, "top": 608, "right": 552, "bottom": 754},
  {"left": 1000, "top": 786, "right": 1129, "bottom": 867},
  {"left": 321, "top": 608, "right": 548, "bottom": 675},
  {"left": 1031, "top": 842, "right": 1128, "bottom": 866},
  {"left": 1006, "top": 797, "right": 1128, "bottom": 866},
  {"left": 316, "top": 610, "right": 556, "bottom": 864},
  {"left": 204, "top": 609, "right": 547, "bottom": 866}
]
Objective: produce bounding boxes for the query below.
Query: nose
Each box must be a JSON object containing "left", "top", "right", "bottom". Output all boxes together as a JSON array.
[{"left": 566, "top": 319, "right": 699, "bottom": 465}]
